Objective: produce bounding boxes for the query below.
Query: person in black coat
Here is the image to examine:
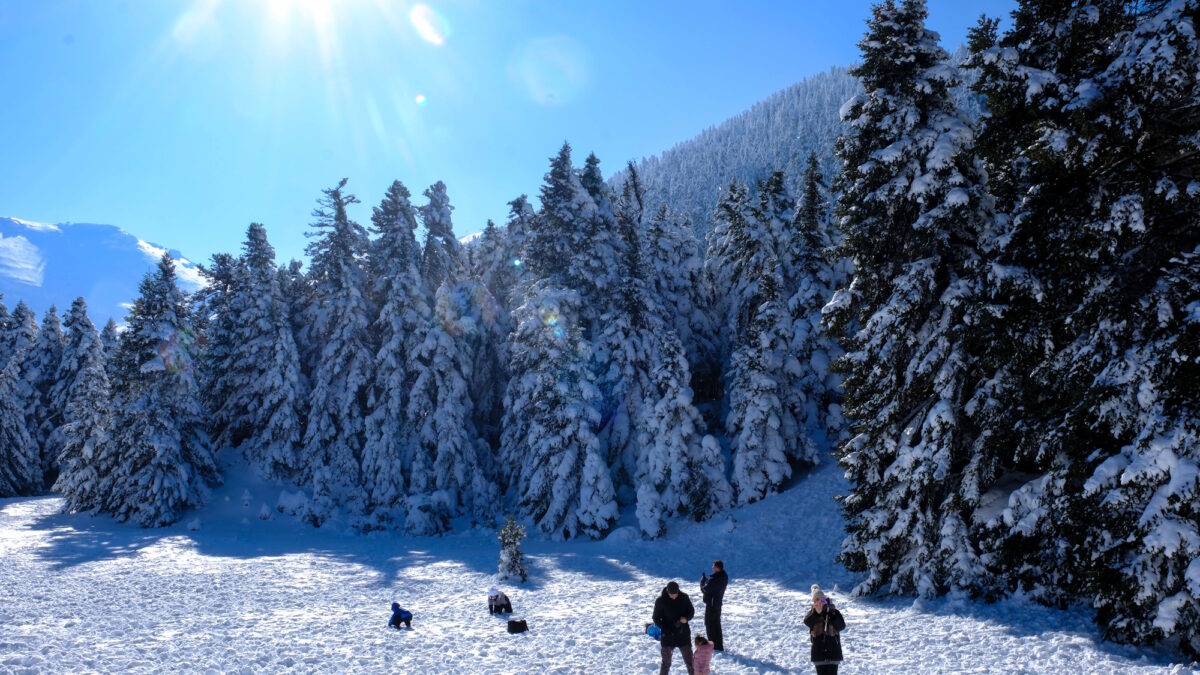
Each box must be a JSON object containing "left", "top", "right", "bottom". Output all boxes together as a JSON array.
[
  {"left": 388, "top": 602, "right": 413, "bottom": 629},
  {"left": 802, "top": 585, "right": 845, "bottom": 675},
  {"left": 652, "top": 581, "right": 696, "bottom": 675},
  {"left": 699, "top": 560, "right": 728, "bottom": 651}
]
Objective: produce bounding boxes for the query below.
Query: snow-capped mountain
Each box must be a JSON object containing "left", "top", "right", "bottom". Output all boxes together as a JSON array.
[{"left": 0, "top": 216, "right": 204, "bottom": 324}]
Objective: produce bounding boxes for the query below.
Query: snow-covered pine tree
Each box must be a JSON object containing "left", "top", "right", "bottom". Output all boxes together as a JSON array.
[
  {"left": 502, "top": 195, "right": 535, "bottom": 299},
  {"left": 753, "top": 171, "right": 798, "bottom": 290},
  {"left": 828, "top": 0, "right": 993, "bottom": 596},
  {"left": 498, "top": 514, "right": 528, "bottom": 582},
  {"left": 1078, "top": 2, "right": 1200, "bottom": 654},
  {"left": 51, "top": 297, "right": 111, "bottom": 513},
  {"left": 525, "top": 143, "right": 596, "bottom": 286},
  {"left": 362, "top": 180, "right": 428, "bottom": 526},
  {"left": 197, "top": 253, "right": 245, "bottom": 451},
  {"left": 750, "top": 171, "right": 820, "bottom": 464},
  {"left": 404, "top": 281, "right": 497, "bottom": 534},
  {"left": 644, "top": 204, "right": 718, "bottom": 397},
  {"left": 303, "top": 179, "right": 373, "bottom": 524},
  {"left": 99, "top": 318, "right": 120, "bottom": 381},
  {"left": 968, "top": 0, "right": 1200, "bottom": 654},
  {"left": 28, "top": 306, "right": 64, "bottom": 486},
  {"left": 233, "top": 223, "right": 306, "bottom": 480},
  {"left": 788, "top": 154, "right": 842, "bottom": 440},
  {"left": 458, "top": 277, "right": 509, "bottom": 467},
  {"left": 502, "top": 283, "right": 616, "bottom": 539},
  {"left": 0, "top": 293, "right": 10, "bottom": 368},
  {"left": 470, "top": 220, "right": 510, "bottom": 299},
  {"left": 704, "top": 181, "right": 759, "bottom": 364},
  {"left": 104, "top": 254, "right": 219, "bottom": 526},
  {"left": 595, "top": 168, "right": 661, "bottom": 507},
  {"left": 419, "top": 180, "right": 465, "bottom": 292},
  {"left": 727, "top": 266, "right": 793, "bottom": 505},
  {"left": 6, "top": 302, "right": 45, "bottom": 491},
  {"left": 574, "top": 152, "right": 623, "bottom": 326},
  {"left": 0, "top": 358, "right": 37, "bottom": 497},
  {"left": 637, "top": 332, "right": 730, "bottom": 536},
  {"left": 963, "top": 0, "right": 1159, "bottom": 609}
]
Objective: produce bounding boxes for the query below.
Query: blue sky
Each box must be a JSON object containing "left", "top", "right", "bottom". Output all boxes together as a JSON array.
[{"left": 0, "top": 0, "right": 1014, "bottom": 265}]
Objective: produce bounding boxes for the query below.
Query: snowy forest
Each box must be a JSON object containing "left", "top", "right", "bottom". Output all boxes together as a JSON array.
[{"left": 0, "top": 0, "right": 1197, "bottom": 658}]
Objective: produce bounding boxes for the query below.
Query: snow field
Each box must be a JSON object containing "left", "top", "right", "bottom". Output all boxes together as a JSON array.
[{"left": 0, "top": 456, "right": 1193, "bottom": 674}]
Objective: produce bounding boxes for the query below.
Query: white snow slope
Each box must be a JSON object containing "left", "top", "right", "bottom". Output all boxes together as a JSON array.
[
  {"left": 0, "top": 216, "right": 203, "bottom": 325},
  {"left": 0, "top": 453, "right": 1194, "bottom": 674}
]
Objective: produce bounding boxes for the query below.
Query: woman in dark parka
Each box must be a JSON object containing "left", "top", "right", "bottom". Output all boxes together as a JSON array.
[{"left": 803, "top": 584, "right": 845, "bottom": 675}]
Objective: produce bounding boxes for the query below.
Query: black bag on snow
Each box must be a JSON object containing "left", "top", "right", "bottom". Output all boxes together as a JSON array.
[{"left": 507, "top": 619, "right": 529, "bottom": 634}]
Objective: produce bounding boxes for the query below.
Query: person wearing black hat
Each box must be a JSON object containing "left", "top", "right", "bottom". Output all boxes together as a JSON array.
[
  {"left": 652, "top": 580, "right": 696, "bottom": 675},
  {"left": 699, "top": 560, "right": 728, "bottom": 651}
]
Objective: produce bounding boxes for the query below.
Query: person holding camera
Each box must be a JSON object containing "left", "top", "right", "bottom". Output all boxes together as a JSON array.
[
  {"left": 699, "top": 560, "right": 728, "bottom": 652},
  {"left": 652, "top": 581, "right": 696, "bottom": 675},
  {"left": 803, "top": 584, "right": 845, "bottom": 675}
]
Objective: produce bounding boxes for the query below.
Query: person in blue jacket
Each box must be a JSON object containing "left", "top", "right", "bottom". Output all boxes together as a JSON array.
[{"left": 388, "top": 602, "right": 413, "bottom": 629}]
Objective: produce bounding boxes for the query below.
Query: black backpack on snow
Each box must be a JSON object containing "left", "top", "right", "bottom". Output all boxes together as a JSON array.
[{"left": 507, "top": 619, "right": 529, "bottom": 634}]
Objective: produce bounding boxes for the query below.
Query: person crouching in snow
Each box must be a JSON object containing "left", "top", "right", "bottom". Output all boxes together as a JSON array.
[
  {"left": 692, "top": 635, "right": 714, "bottom": 675},
  {"left": 488, "top": 587, "right": 513, "bottom": 614},
  {"left": 389, "top": 602, "right": 413, "bottom": 629},
  {"left": 652, "top": 581, "right": 696, "bottom": 675},
  {"left": 803, "top": 585, "right": 845, "bottom": 675}
]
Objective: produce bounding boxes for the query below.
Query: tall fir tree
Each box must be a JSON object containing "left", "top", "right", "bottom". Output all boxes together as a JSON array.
[
  {"left": 502, "top": 283, "right": 616, "bottom": 539},
  {"left": 828, "top": 0, "right": 994, "bottom": 596},
  {"left": 596, "top": 169, "right": 661, "bottom": 505},
  {"left": 967, "top": 0, "right": 1200, "bottom": 653},
  {"left": 404, "top": 281, "right": 497, "bottom": 534},
  {"left": 197, "top": 253, "right": 245, "bottom": 450},
  {"left": 1076, "top": 1, "right": 1200, "bottom": 654},
  {"left": 704, "top": 181, "right": 760, "bottom": 365},
  {"left": 0, "top": 293, "right": 10, "bottom": 369},
  {"left": 51, "top": 297, "right": 111, "bottom": 514},
  {"left": 727, "top": 267, "right": 793, "bottom": 505},
  {"left": 419, "top": 180, "right": 464, "bottom": 292},
  {"left": 525, "top": 143, "right": 596, "bottom": 285},
  {"left": 99, "top": 318, "right": 120, "bottom": 382},
  {"left": 303, "top": 179, "right": 373, "bottom": 523},
  {"left": 234, "top": 223, "right": 307, "bottom": 480},
  {"left": 104, "top": 255, "right": 219, "bottom": 526},
  {"left": 637, "top": 332, "right": 731, "bottom": 536},
  {"left": 789, "top": 154, "right": 842, "bottom": 440},
  {"left": 644, "top": 204, "right": 718, "bottom": 396},
  {"left": 6, "top": 302, "right": 44, "bottom": 491},
  {"left": 574, "top": 152, "right": 623, "bottom": 326},
  {"left": 28, "top": 306, "right": 64, "bottom": 486},
  {"left": 362, "top": 180, "right": 428, "bottom": 526},
  {"left": 0, "top": 358, "right": 37, "bottom": 497}
]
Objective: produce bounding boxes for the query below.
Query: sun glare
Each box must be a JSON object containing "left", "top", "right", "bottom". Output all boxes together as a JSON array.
[
  {"left": 261, "top": 0, "right": 341, "bottom": 70},
  {"left": 409, "top": 4, "right": 450, "bottom": 45}
]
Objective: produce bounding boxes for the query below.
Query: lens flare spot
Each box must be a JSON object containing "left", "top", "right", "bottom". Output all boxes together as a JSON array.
[
  {"left": 415, "top": 93, "right": 427, "bottom": 106},
  {"left": 541, "top": 308, "right": 559, "bottom": 327},
  {"left": 512, "top": 258, "right": 522, "bottom": 267},
  {"left": 410, "top": 4, "right": 449, "bottom": 45},
  {"left": 553, "top": 326, "right": 565, "bottom": 338},
  {"left": 508, "top": 36, "right": 590, "bottom": 106}
]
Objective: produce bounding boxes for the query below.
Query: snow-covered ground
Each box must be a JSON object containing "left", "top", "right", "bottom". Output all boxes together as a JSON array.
[{"left": 1, "top": 455, "right": 1193, "bottom": 674}]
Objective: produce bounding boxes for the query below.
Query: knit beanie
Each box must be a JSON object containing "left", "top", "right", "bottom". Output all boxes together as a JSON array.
[{"left": 811, "top": 584, "right": 826, "bottom": 603}]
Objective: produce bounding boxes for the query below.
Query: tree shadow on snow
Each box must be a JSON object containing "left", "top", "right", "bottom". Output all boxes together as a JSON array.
[
  {"left": 718, "top": 651, "right": 800, "bottom": 674},
  {"left": 848, "top": 594, "right": 1186, "bottom": 670},
  {"left": 21, "top": 500, "right": 503, "bottom": 588},
  {"left": 20, "top": 505, "right": 168, "bottom": 571}
]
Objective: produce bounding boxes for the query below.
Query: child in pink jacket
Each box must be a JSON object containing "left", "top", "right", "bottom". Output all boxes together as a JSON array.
[{"left": 693, "top": 635, "right": 715, "bottom": 675}]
